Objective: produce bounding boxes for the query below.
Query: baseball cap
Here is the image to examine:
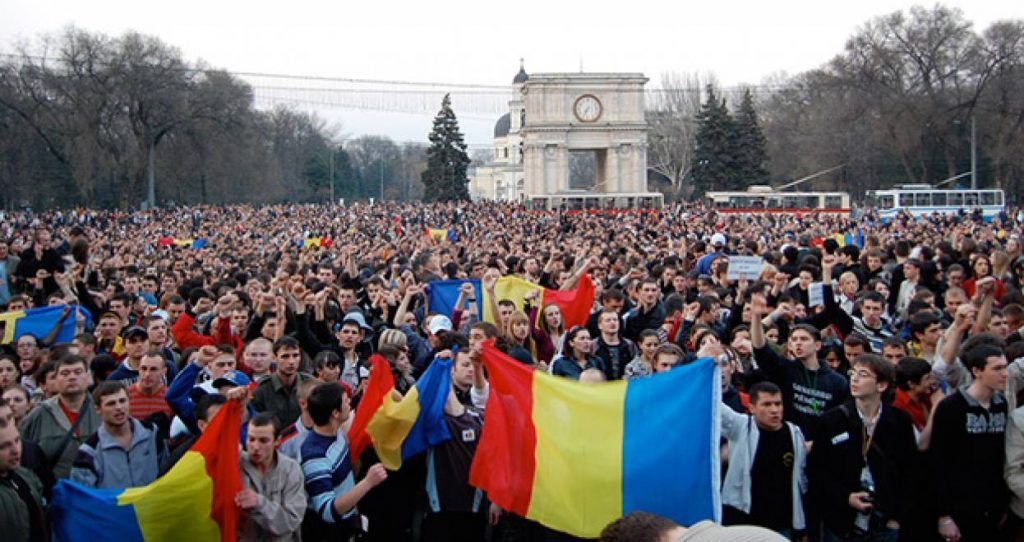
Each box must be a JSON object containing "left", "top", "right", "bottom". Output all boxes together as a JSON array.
[
  {"left": 341, "top": 311, "right": 374, "bottom": 332},
  {"left": 427, "top": 315, "right": 453, "bottom": 335},
  {"left": 212, "top": 370, "right": 251, "bottom": 389},
  {"left": 711, "top": 233, "right": 726, "bottom": 247},
  {"left": 124, "top": 326, "right": 148, "bottom": 341}
]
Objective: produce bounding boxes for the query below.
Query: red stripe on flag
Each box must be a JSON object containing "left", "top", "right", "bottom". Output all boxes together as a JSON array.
[
  {"left": 347, "top": 354, "right": 396, "bottom": 460},
  {"left": 469, "top": 341, "right": 537, "bottom": 517},
  {"left": 190, "top": 399, "right": 243, "bottom": 542},
  {"left": 542, "top": 272, "right": 595, "bottom": 329}
]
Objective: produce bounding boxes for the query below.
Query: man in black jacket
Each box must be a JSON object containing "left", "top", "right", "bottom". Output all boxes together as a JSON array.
[
  {"left": 808, "top": 354, "right": 916, "bottom": 541},
  {"left": 931, "top": 343, "right": 1009, "bottom": 542}
]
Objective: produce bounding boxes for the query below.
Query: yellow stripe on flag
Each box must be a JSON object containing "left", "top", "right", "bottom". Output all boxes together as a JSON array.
[
  {"left": 0, "top": 310, "right": 26, "bottom": 344},
  {"left": 527, "top": 373, "right": 624, "bottom": 537},
  {"left": 118, "top": 451, "right": 219, "bottom": 541},
  {"left": 482, "top": 276, "right": 541, "bottom": 324},
  {"left": 366, "top": 387, "right": 422, "bottom": 470},
  {"left": 427, "top": 228, "right": 448, "bottom": 242}
]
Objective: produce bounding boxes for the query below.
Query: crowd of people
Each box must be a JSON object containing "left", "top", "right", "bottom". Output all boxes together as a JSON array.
[{"left": 2, "top": 200, "right": 1024, "bottom": 542}]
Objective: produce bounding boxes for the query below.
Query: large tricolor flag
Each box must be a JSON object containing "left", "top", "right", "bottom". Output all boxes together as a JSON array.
[
  {"left": 50, "top": 400, "right": 243, "bottom": 541},
  {"left": 470, "top": 342, "right": 720, "bottom": 538},
  {"left": 481, "top": 273, "right": 595, "bottom": 329},
  {"left": 348, "top": 354, "right": 453, "bottom": 470}
]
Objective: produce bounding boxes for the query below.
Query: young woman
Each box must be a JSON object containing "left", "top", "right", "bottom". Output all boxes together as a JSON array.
[
  {"left": 1, "top": 384, "right": 32, "bottom": 425},
  {"left": 550, "top": 326, "right": 606, "bottom": 380},
  {"left": 502, "top": 310, "right": 537, "bottom": 367},
  {"left": 0, "top": 355, "right": 20, "bottom": 389},
  {"left": 525, "top": 290, "right": 565, "bottom": 365},
  {"left": 624, "top": 330, "right": 660, "bottom": 380},
  {"left": 378, "top": 344, "right": 415, "bottom": 395},
  {"left": 963, "top": 254, "right": 1005, "bottom": 301},
  {"left": 312, "top": 351, "right": 342, "bottom": 384}
]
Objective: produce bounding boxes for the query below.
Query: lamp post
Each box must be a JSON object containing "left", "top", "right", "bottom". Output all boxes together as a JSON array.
[{"left": 970, "top": 114, "right": 977, "bottom": 189}]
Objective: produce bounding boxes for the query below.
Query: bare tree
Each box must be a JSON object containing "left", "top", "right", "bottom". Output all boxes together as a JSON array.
[{"left": 646, "top": 72, "right": 710, "bottom": 199}]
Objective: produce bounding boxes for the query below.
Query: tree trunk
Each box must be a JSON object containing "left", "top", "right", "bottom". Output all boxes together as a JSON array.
[{"left": 147, "top": 141, "right": 156, "bottom": 208}]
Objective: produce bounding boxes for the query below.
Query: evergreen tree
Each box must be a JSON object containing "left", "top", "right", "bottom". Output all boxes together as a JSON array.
[
  {"left": 733, "top": 89, "right": 769, "bottom": 186},
  {"left": 691, "top": 85, "right": 737, "bottom": 196},
  {"left": 421, "top": 94, "right": 471, "bottom": 202}
]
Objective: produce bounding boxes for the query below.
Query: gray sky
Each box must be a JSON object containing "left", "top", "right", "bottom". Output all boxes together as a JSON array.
[{"left": 1, "top": 0, "right": 1019, "bottom": 146}]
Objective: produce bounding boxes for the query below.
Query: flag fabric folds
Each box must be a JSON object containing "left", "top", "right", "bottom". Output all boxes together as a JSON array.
[
  {"left": 481, "top": 273, "right": 595, "bottom": 329},
  {"left": 50, "top": 400, "right": 243, "bottom": 542},
  {"left": 426, "top": 279, "right": 483, "bottom": 320},
  {"left": 0, "top": 305, "right": 91, "bottom": 344},
  {"left": 349, "top": 355, "right": 453, "bottom": 470},
  {"left": 469, "top": 343, "right": 720, "bottom": 538}
]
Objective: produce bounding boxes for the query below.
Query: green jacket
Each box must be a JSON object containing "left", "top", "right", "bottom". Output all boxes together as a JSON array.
[
  {"left": 19, "top": 395, "right": 101, "bottom": 479},
  {"left": 0, "top": 467, "right": 45, "bottom": 542},
  {"left": 251, "top": 373, "right": 313, "bottom": 428}
]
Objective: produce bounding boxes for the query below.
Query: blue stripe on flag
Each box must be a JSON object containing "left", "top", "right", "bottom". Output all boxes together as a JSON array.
[{"left": 621, "top": 357, "right": 720, "bottom": 525}]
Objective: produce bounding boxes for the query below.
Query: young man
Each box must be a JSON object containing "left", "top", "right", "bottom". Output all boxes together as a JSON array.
[
  {"left": 750, "top": 292, "right": 849, "bottom": 440},
  {"left": 252, "top": 337, "right": 313, "bottom": 428},
  {"left": 0, "top": 413, "right": 46, "bottom": 542},
  {"left": 236, "top": 412, "right": 307, "bottom": 542},
  {"left": 891, "top": 357, "right": 936, "bottom": 436},
  {"left": 242, "top": 338, "right": 275, "bottom": 382},
  {"left": 720, "top": 381, "right": 807, "bottom": 538},
  {"left": 19, "top": 355, "right": 101, "bottom": 479},
  {"left": 70, "top": 381, "right": 165, "bottom": 488},
  {"left": 422, "top": 386, "right": 488, "bottom": 541},
  {"left": 654, "top": 344, "right": 683, "bottom": 374},
  {"left": 809, "top": 354, "right": 916, "bottom": 541},
  {"left": 127, "top": 350, "right": 173, "bottom": 422},
  {"left": 107, "top": 326, "right": 177, "bottom": 386},
  {"left": 300, "top": 383, "right": 387, "bottom": 541},
  {"left": 277, "top": 378, "right": 321, "bottom": 461},
  {"left": 593, "top": 309, "right": 636, "bottom": 381},
  {"left": 623, "top": 278, "right": 666, "bottom": 343},
  {"left": 931, "top": 343, "right": 1009, "bottom": 541}
]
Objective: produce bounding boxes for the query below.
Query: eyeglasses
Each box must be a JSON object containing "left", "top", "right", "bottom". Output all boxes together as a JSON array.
[{"left": 847, "top": 369, "right": 876, "bottom": 381}]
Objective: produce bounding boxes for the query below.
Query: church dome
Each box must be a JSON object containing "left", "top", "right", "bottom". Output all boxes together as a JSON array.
[
  {"left": 513, "top": 65, "right": 528, "bottom": 84},
  {"left": 494, "top": 113, "right": 511, "bottom": 137}
]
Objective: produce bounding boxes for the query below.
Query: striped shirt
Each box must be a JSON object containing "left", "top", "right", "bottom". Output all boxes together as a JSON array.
[
  {"left": 300, "top": 430, "right": 356, "bottom": 528},
  {"left": 128, "top": 384, "right": 173, "bottom": 421}
]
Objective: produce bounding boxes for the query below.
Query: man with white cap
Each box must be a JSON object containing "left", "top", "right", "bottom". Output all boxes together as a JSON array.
[{"left": 695, "top": 233, "right": 729, "bottom": 276}]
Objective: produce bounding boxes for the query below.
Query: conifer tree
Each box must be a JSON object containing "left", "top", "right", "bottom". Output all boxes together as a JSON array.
[
  {"left": 421, "top": 94, "right": 471, "bottom": 201},
  {"left": 733, "top": 89, "right": 769, "bottom": 186},
  {"left": 691, "top": 85, "right": 736, "bottom": 196}
]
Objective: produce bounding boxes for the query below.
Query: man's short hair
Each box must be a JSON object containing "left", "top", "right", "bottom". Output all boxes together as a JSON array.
[
  {"left": 273, "top": 336, "right": 301, "bottom": 355},
  {"left": 600, "top": 289, "right": 625, "bottom": 303},
  {"left": 92, "top": 381, "right": 127, "bottom": 405},
  {"left": 896, "top": 357, "right": 932, "bottom": 390},
  {"left": 655, "top": 343, "right": 683, "bottom": 359},
  {"left": 471, "top": 321, "right": 499, "bottom": 339},
  {"left": 860, "top": 291, "right": 886, "bottom": 306},
  {"left": 909, "top": 311, "right": 942, "bottom": 337},
  {"left": 249, "top": 412, "right": 282, "bottom": 439},
  {"left": 962, "top": 343, "right": 1005, "bottom": 374},
  {"left": 307, "top": 383, "right": 345, "bottom": 426},
  {"left": 599, "top": 511, "right": 679, "bottom": 542},
  {"left": 195, "top": 394, "right": 227, "bottom": 423},
  {"left": 56, "top": 354, "right": 88, "bottom": 371},
  {"left": 748, "top": 381, "right": 782, "bottom": 404},
  {"left": 843, "top": 333, "right": 872, "bottom": 352},
  {"left": 854, "top": 353, "right": 894, "bottom": 386}
]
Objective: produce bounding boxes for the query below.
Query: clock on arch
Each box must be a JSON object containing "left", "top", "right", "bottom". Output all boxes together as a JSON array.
[{"left": 573, "top": 94, "right": 602, "bottom": 122}]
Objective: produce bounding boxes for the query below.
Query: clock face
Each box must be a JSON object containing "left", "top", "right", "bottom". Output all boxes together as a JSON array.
[{"left": 573, "top": 95, "right": 602, "bottom": 122}]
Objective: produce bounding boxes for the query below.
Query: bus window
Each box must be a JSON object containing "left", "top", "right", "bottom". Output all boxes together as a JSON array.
[
  {"left": 948, "top": 192, "right": 963, "bottom": 207},
  {"left": 981, "top": 192, "right": 996, "bottom": 206},
  {"left": 899, "top": 193, "right": 914, "bottom": 207},
  {"left": 767, "top": 198, "right": 781, "bottom": 209},
  {"left": 751, "top": 198, "right": 765, "bottom": 209},
  {"left": 825, "top": 195, "right": 843, "bottom": 209},
  {"left": 879, "top": 195, "right": 894, "bottom": 209},
  {"left": 965, "top": 192, "right": 978, "bottom": 206},
  {"left": 932, "top": 193, "right": 947, "bottom": 206},
  {"left": 914, "top": 193, "right": 930, "bottom": 206},
  {"left": 782, "top": 196, "right": 799, "bottom": 209}
]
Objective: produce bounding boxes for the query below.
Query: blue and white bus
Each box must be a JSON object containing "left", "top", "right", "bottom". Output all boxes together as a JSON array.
[{"left": 865, "top": 185, "right": 1005, "bottom": 222}]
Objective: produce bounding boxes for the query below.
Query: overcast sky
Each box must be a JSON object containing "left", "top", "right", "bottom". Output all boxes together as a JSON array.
[{"left": 1, "top": 0, "right": 1019, "bottom": 145}]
